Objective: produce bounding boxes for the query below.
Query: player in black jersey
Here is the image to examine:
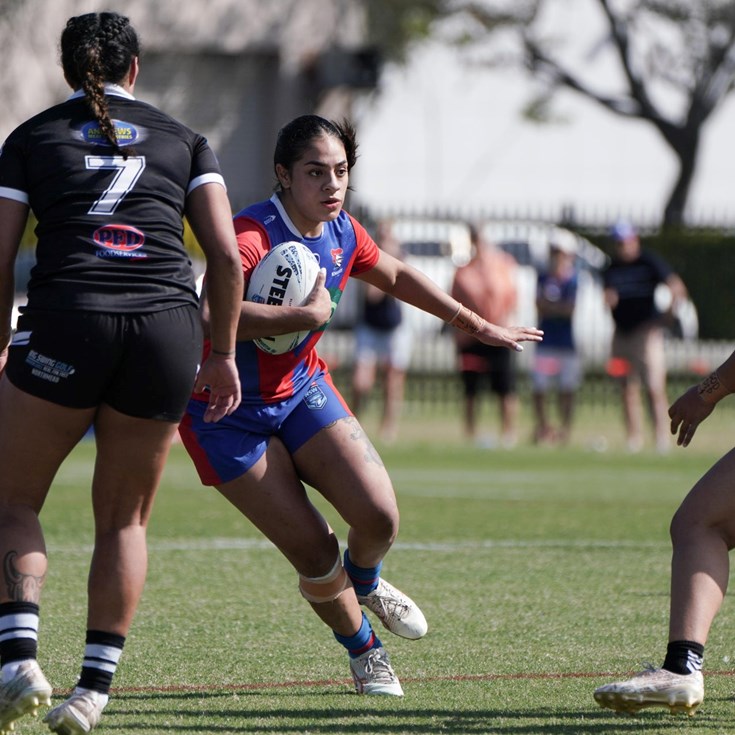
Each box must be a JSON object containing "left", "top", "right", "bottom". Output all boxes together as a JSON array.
[{"left": 0, "top": 12, "right": 242, "bottom": 734}]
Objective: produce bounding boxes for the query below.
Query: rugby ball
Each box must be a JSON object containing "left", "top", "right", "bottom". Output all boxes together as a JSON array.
[{"left": 246, "top": 241, "right": 321, "bottom": 355}]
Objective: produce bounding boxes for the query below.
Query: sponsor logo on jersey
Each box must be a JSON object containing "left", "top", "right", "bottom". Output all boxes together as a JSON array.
[
  {"left": 93, "top": 224, "right": 146, "bottom": 252},
  {"left": 80, "top": 120, "right": 141, "bottom": 147},
  {"left": 304, "top": 383, "right": 327, "bottom": 410}
]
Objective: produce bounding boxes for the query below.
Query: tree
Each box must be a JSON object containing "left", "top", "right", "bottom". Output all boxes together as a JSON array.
[{"left": 368, "top": 0, "right": 735, "bottom": 229}]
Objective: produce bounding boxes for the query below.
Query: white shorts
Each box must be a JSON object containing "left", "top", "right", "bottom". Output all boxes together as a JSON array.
[
  {"left": 354, "top": 323, "right": 413, "bottom": 371},
  {"left": 532, "top": 347, "right": 582, "bottom": 392}
]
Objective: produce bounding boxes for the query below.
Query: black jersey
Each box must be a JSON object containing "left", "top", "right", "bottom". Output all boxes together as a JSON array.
[
  {"left": 603, "top": 250, "right": 673, "bottom": 332},
  {"left": 0, "top": 86, "right": 226, "bottom": 313}
]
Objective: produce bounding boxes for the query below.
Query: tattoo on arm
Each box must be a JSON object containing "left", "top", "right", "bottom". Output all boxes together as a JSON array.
[
  {"left": 697, "top": 371, "right": 721, "bottom": 397},
  {"left": 697, "top": 370, "right": 732, "bottom": 405},
  {"left": 4, "top": 551, "right": 44, "bottom": 603},
  {"left": 345, "top": 417, "right": 385, "bottom": 467}
]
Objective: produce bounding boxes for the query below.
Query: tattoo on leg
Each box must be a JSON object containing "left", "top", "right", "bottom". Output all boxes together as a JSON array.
[
  {"left": 345, "top": 417, "right": 384, "bottom": 467},
  {"left": 4, "top": 551, "right": 44, "bottom": 603}
]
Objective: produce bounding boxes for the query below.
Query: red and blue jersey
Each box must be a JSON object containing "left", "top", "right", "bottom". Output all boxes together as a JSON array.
[{"left": 196, "top": 194, "right": 379, "bottom": 406}]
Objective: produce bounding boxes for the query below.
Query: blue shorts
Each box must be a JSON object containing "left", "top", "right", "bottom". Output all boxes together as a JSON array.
[{"left": 179, "top": 368, "right": 352, "bottom": 486}]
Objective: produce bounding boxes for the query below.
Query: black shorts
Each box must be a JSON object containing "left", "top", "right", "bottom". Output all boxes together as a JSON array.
[
  {"left": 458, "top": 343, "right": 516, "bottom": 397},
  {"left": 7, "top": 305, "right": 202, "bottom": 421}
]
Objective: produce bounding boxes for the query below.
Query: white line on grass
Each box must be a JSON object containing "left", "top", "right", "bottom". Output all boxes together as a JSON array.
[{"left": 46, "top": 537, "right": 669, "bottom": 555}]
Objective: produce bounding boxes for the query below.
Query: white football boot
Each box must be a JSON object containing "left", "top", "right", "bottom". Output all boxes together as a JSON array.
[
  {"left": 350, "top": 646, "right": 404, "bottom": 696},
  {"left": 44, "top": 687, "right": 107, "bottom": 734},
  {"left": 594, "top": 666, "right": 703, "bottom": 715},
  {"left": 357, "top": 578, "right": 428, "bottom": 640},
  {"left": 0, "top": 660, "right": 52, "bottom": 734}
]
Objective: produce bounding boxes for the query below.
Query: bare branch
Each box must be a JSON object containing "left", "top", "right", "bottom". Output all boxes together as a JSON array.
[{"left": 596, "top": 0, "right": 662, "bottom": 121}]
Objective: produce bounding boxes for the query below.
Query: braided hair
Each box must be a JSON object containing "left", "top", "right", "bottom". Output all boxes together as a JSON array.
[{"left": 60, "top": 12, "right": 140, "bottom": 158}]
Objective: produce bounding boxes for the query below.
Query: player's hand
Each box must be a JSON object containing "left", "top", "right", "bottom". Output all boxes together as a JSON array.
[
  {"left": 668, "top": 385, "right": 715, "bottom": 447},
  {"left": 302, "top": 268, "right": 333, "bottom": 329},
  {"left": 0, "top": 346, "right": 7, "bottom": 376},
  {"left": 477, "top": 324, "right": 544, "bottom": 353},
  {"left": 194, "top": 353, "right": 241, "bottom": 423}
]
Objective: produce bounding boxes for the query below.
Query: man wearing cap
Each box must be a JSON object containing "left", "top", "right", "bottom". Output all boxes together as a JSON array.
[
  {"left": 531, "top": 228, "right": 581, "bottom": 445},
  {"left": 603, "top": 221, "right": 688, "bottom": 452}
]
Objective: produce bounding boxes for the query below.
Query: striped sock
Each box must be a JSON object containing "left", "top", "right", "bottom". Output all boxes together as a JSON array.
[
  {"left": 663, "top": 640, "right": 704, "bottom": 675},
  {"left": 77, "top": 630, "right": 125, "bottom": 695},
  {"left": 334, "top": 613, "right": 382, "bottom": 659},
  {"left": 0, "top": 602, "right": 39, "bottom": 680},
  {"left": 343, "top": 550, "right": 381, "bottom": 596}
]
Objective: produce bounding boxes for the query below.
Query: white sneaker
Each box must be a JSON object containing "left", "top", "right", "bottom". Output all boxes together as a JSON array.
[
  {"left": 594, "top": 667, "right": 704, "bottom": 715},
  {"left": 43, "top": 688, "right": 107, "bottom": 734},
  {"left": 349, "top": 646, "right": 404, "bottom": 696},
  {"left": 0, "top": 660, "right": 52, "bottom": 734},
  {"left": 357, "top": 578, "right": 428, "bottom": 640}
]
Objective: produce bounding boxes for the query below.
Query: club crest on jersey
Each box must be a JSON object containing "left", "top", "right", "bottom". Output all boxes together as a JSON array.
[
  {"left": 93, "top": 224, "right": 146, "bottom": 254},
  {"left": 304, "top": 383, "right": 328, "bottom": 410},
  {"left": 330, "top": 248, "right": 344, "bottom": 268},
  {"left": 79, "top": 120, "right": 141, "bottom": 147}
]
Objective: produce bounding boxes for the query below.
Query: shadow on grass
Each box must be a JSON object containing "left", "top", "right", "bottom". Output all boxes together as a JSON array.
[{"left": 101, "top": 690, "right": 733, "bottom": 734}]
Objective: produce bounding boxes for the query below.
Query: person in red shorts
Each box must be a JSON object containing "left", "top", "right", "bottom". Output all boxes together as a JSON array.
[{"left": 451, "top": 224, "right": 520, "bottom": 448}]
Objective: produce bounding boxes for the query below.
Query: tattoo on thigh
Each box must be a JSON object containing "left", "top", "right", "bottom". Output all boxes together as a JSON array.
[
  {"left": 345, "top": 417, "right": 384, "bottom": 467},
  {"left": 3, "top": 551, "right": 44, "bottom": 603}
]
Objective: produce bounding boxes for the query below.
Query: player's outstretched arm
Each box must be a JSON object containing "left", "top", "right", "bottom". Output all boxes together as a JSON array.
[
  {"left": 669, "top": 353, "right": 735, "bottom": 447},
  {"left": 356, "top": 251, "right": 543, "bottom": 352},
  {"left": 443, "top": 302, "right": 543, "bottom": 352}
]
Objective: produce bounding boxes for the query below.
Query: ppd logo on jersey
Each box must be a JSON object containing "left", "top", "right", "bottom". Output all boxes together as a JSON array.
[
  {"left": 80, "top": 120, "right": 140, "bottom": 146},
  {"left": 93, "top": 224, "right": 146, "bottom": 257}
]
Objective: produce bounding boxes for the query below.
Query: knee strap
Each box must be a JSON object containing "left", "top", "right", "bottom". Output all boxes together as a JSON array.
[{"left": 299, "top": 557, "right": 351, "bottom": 603}]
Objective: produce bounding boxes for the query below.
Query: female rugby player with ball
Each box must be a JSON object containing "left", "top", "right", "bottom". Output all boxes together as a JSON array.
[{"left": 179, "top": 114, "right": 543, "bottom": 696}]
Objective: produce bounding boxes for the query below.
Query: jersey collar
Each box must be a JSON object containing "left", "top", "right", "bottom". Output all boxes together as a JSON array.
[
  {"left": 270, "top": 193, "right": 307, "bottom": 241},
  {"left": 68, "top": 83, "right": 135, "bottom": 101}
]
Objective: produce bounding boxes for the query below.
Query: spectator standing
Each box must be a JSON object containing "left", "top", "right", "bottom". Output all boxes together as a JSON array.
[
  {"left": 531, "top": 229, "right": 582, "bottom": 446},
  {"left": 603, "top": 221, "right": 688, "bottom": 453},
  {"left": 450, "top": 224, "right": 520, "bottom": 448},
  {"left": 0, "top": 12, "right": 242, "bottom": 734},
  {"left": 351, "top": 220, "right": 412, "bottom": 443}
]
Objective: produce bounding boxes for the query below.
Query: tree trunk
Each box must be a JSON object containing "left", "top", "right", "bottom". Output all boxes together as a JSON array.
[{"left": 662, "top": 130, "right": 699, "bottom": 229}]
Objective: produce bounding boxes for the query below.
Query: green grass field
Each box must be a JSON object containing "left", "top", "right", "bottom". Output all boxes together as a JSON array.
[{"left": 16, "top": 404, "right": 735, "bottom": 734}]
